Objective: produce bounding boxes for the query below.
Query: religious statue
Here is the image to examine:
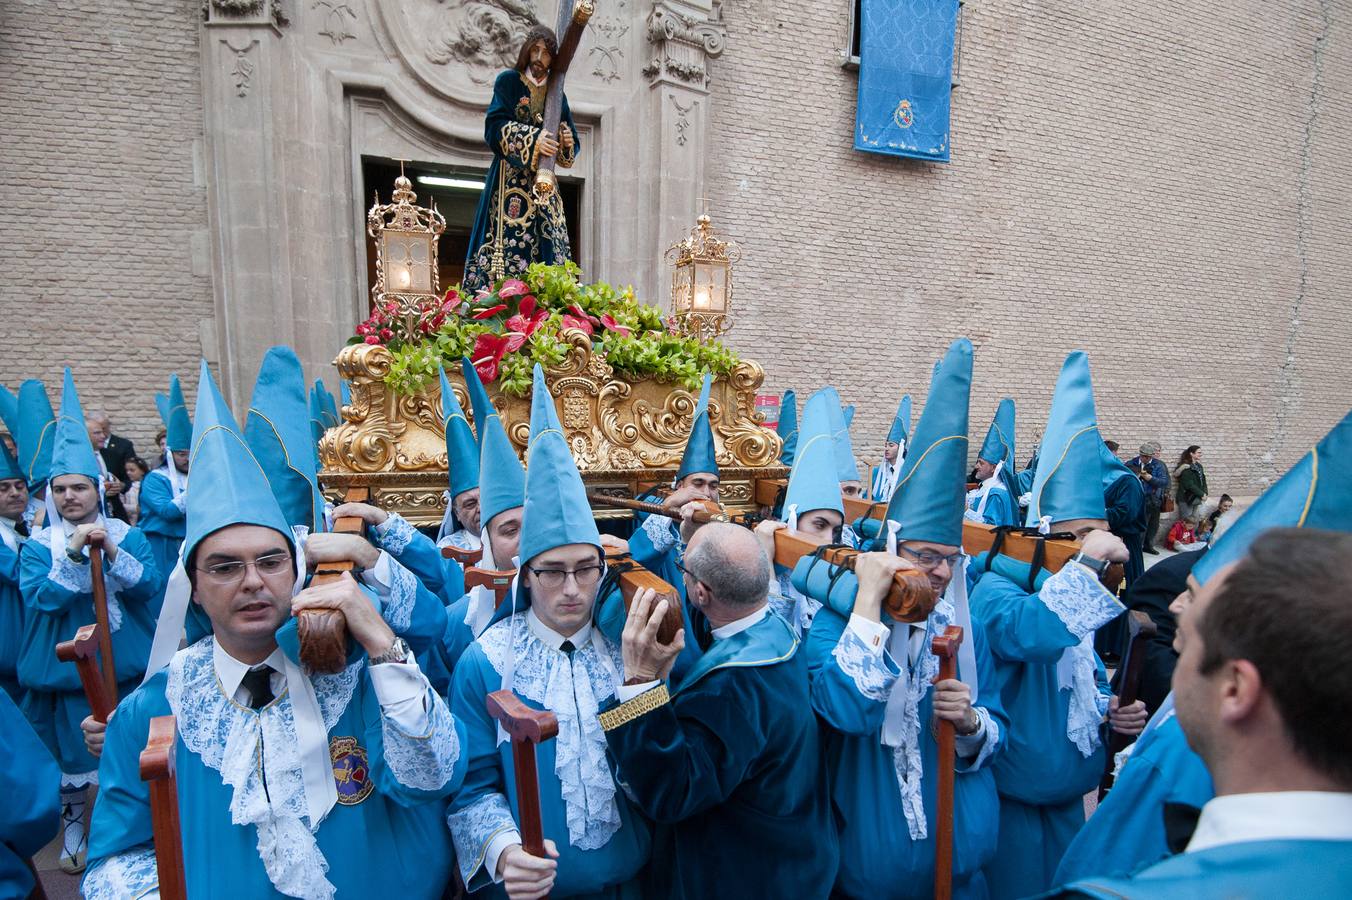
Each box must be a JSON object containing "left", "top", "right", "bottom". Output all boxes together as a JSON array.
[{"left": 462, "top": 26, "right": 579, "bottom": 294}]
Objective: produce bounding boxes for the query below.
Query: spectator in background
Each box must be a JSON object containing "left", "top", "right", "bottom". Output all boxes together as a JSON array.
[
  {"left": 84, "top": 414, "right": 129, "bottom": 523},
  {"left": 1167, "top": 514, "right": 1208, "bottom": 552},
  {"left": 153, "top": 428, "right": 167, "bottom": 469},
  {"left": 1127, "top": 442, "right": 1170, "bottom": 555},
  {"left": 122, "top": 457, "right": 150, "bottom": 526},
  {"left": 1174, "top": 445, "right": 1208, "bottom": 520},
  {"left": 87, "top": 411, "right": 135, "bottom": 486},
  {"left": 1204, "top": 494, "right": 1233, "bottom": 542}
]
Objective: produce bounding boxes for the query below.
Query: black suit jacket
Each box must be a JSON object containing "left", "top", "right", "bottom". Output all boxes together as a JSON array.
[
  {"left": 99, "top": 433, "right": 136, "bottom": 483},
  {"left": 1109, "top": 549, "right": 1206, "bottom": 717}
]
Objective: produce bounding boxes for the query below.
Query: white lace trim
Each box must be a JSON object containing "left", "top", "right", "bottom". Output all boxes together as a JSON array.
[
  {"left": 640, "top": 514, "right": 679, "bottom": 554},
  {"left": 83, "top": 846, "right": 159, "bottom": 899},
  {"left": 380, "top": 690, "right": 461, "bottom": 791},
  {"left": 886, "top": 612, "right": 941, "bottom": 841},
  {"left": 47, "top": 547, "right": 123, "bottom": 633},
  {"left": 166, "top": 640, "right": 362, "bottom": 900},
  {"left": 841, "top": 523, "right": 861, "bottom": 550},
  {"left": 477, "top": 618, "right": 623, "bottom": 850},
  {"left": 963, "top": 705, "right": 1001, "bottom": 771},
  {"left": 768, "top": 570, "right": 819, "bottom": 636},
  {"left": 831, "top": 626, "right": 896, "bottom": 702},
  {"left": 375, "top": 513, "right": 416, "bottom": 557},
  {"left": 442, "top": 529, "right": 480, "bottom": 551},
  {"left": 1041, "top": 564, "right": 1120, "bottom": 758},
  {"left": 379, "top": 557, "right": 417, "bottom": 633},
  {"left": 1059, "top": 633, "right": 1108, "bottom": 758},
  {"left": 447, "top": 792, "right": 516, "bottom": 884},
  {"left": 1039, "top": 562, "right": 1123, "bottom": 640}
]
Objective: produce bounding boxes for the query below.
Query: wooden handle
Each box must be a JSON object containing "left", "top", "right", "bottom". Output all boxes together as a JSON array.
[
  {"left": 931, "top": 625, "right": 964, "bottom": 900},
  {"left": 140, "top": 716, "right": 186, "bottom": 900},
  {"left": 487, "top": 690, "right": 558, "bottom": 864},
  {"left": 86, "top": 537, "right": 119, "bottom": 703},
  {"left": 297, "top": 488, "right": 370, "bottom": 674},
  {"left": 486, "top": 689, "right": 560, "bottom": 744},
  {"left": 770, "top": 530, "right": 935, "bottom": 623},
  {"left": 604, "top": 549, "right": 685, "bottom": 645},
  {"left": 587, "top": 491, "right": 728, "bottom": 525},
  {"left": 1107, "top": 609, "right": 1159, "bottom": 757},
  {"left": 55, "top": 624, "right": 115, "bottom": 722},
  {"left": 440, "top": 543, "right": 484, "bottom": 566},
  {"left": 465, "top": 567, "right": 516, "bottom": 609}
]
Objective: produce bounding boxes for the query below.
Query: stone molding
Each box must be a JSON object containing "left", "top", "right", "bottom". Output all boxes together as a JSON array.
[{"left": 642, "top": 0, "right": 726, "bottom": 91}]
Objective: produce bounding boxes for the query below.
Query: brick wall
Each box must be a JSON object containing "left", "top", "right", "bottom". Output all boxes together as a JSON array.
[
  {"left": 0, "top": 0, "right": 211, "bottom": 453},
  {"left": 706, "top": 0, "right": 1352, "bottom": 498}
]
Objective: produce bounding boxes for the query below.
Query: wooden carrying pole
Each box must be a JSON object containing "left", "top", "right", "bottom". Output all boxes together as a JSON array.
[
  {"left": 139, "top": 715, "right": 187, "bottom": 900},
  {"left": 86, "top": 536, "right": 118, "bottom": 702},
  {"left": 296, "top": 487, "right": 371, "bottom": 674},
  {"left": 486, "top": 690, "right": 559, "bottom": 885},
  {"left": 931, "top": 625, "right": 964, "bottom": 900},
  {"left": 1099, "top": 609, "right": 1159, "bottom": 797},
  {"left": 55, "top": 624, "right": 116, "bottom": 724}
]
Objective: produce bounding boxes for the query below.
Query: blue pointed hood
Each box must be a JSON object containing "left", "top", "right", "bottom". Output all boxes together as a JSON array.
[
  {"left": 1193, "top": 408, "right": 1352, "bottom": 586},
  {"left": 887, "top": 395, "right": 912, "bottom": 445},
  {"left": 830, "top": 392, "right": 860, "bottom": 482},
  {"left": 0, "top": 438, "right": 19, "bottom": 483},
  {"left": 776, "top": 389, "right": 799, "bottom": 467},
  {"left": 339, "top": 380, "right": 351, "bottom": 408},
  {"left": 885, "top": 338, "right": 972, "bottom": 546},
  {"left": 676, "top": 373, "right": 719, "bottom": 482},
  {"left": 164, "top": 374, "right": 193, "bottom": 452},
  {"left": 440, "top": 367, "right": 480, "bottom": 499},
  {"left": 479, "top": 412, "right": 526, "bottom": 531},
  {"left": 16, "top": 380, "right": 55, "bottom": 491},
  {"left": 518, "top": 364, "right": 600, "bottom": 565},
  {"left": 461, "top": 357, "right": 498, "bottom": 447},
  {"left": 979, "top": 397, "right": 1021, "bottom": 500},
  {"left": 154, "top": 393, "right": 170, "bottom": 429},
  {"left": 0, "top": 384, "right": 16, "bottom": 437},
  {"left": 184, "top": 359, "right": 294, "bottom": 565},
  {"left": 315, "top": 380, "right": 339, "bottom": 428},
  {"left": 1025, "top": 351, "right": 1107, "bottom": 526},
  {"left": 784, "top": 389, "right": 845, "bottom": 519},
  {"left": 245, "top": 347, "right": 326, "bottom": 533},
  {"left": 50, "top": 369, "right": 101, "bottom": 485}
]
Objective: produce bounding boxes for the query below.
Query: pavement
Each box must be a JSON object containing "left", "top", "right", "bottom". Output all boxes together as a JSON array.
[{"left": 34, "top": 828, "right": 84, "bottom": 900}]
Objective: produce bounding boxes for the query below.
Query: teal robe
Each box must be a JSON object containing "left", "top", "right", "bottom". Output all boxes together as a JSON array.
[
  {"left": 1053, "top": 700, "right": 1213, "bottom": 885},
  {"left": 600, "top": 611, "right": 837, "bottom": 899},
  {"left": 968, "top": 565, "right": 1123, "bottom": 899},
  {"left": 372, "top": 512, "right": 465, "bottom": 607},
  {"left": 136, "top": 468, "right": 186, "bottom": 609},
  {"left": 0, "top": 688, "right": 60, "bottom": 898},
  {"left": 19, "top": 519, "right": 161, "bottom": 773},
  {"left": 0, "top": 536, "right": 26, "bottom": 702},
  {"left": 447, "top": 614, "right": 651, "bottom": 897},
  {"left": 1053, "top": 839, "right": 1352, "bottom": 899},
  {"left": 966, "top": 483, "right": 1018, "bottom": 528},
  {"left": 83, "top": 641, "right": 466, "bottom": 899},
  {"left": 807, "top": 604, "right": 1007, "bottom": 899}
]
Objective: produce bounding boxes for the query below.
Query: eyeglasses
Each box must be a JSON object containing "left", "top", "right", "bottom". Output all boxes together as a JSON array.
[
  {"left": 197, "top": 552, "right": 294, "bottom": 584},
  {"left": 526, "top": 564, "right": 604, "bottom": 590},
  {"left": 674, "top": 559, "right": 703, "bottom": 584},
  {"left": 897, "top": 545, "right": 963, "bottom": 570}
]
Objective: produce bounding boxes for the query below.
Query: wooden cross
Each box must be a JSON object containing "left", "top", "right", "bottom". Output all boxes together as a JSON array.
[
  {"left": 533, "top": 0, "right": 597, "bottom": 199},
  {"left": 140, "top": 715, "right": 187, "bottom": 900}
]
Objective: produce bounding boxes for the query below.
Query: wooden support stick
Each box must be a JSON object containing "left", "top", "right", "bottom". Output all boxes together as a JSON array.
[
  {"left": 770, "top": 529, "right": 934, "bottom": 624},
  {"left": 86, "top": 536, "right": 118, "bottom": 703},
  {"left": 931, "top": 625, "right": 964, "bottom": 900},
  {"left": 441, "top": 543, "right": 484, "bottom": 566},
  {"left": 1099, "top": 609, "right": 1159, "bottom": 797},
  {"left": 139, "top": 716, "right": 186, "bottom": 900},
  {"left": 464, "top": 567, "right": 516, "bottom": 609},
  {"left": 297, "top": 487, "right": 369, "bottom": 674},
  {"left": 486, "top": 691, "right": 559, "bottom": 872},
  {"left": 55, "top": 624, "right": 116, "bottom": 723}
]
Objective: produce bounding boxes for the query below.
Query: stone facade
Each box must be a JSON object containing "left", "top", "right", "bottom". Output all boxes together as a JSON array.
[{"left": 1, "top": 0, "right": 1349, "bottom": 499}]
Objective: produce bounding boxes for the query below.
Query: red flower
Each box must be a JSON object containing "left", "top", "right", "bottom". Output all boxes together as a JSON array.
[
  {"left": 599, "top": 313, "right": 631, "bottom": 337},
  {"left": 560, "top": 313, "right": 595, "bottom": 335},
  {"left": 471, "top": 304, "right": 508, "bottom": 320},
  {"left": 498, "top": 279, "right": 529, "bottom": 299},
  {"left": 379, "top": 327, "right": 393, "bottom": 341},
  {"left": 364, "top": 334, "right": 381, "bottom": 345},
  {"left": 505, "top": 305, "right": 549, "bottom": 339},
  {"left": 519, "top": 295, "right": 538, "bottom": 318},
  {"left": 443, "top": 287, "right": 460, "bottom": 304},
  {"left": 472, "top": 333, "right": 511, "bottom": 382}
]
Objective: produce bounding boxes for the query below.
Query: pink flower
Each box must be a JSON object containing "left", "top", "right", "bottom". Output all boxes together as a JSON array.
[
  {"left": 364, "top": 334, "right": 380, "bottom": 345},
  {"left": 379, "top": 327, "right": 393, "bottom": 341},
  {"left": 498, "top": 279, "right": 529, "bottom": 299},
  {"left": 472, "top": 333, "right": 510, "bottom": 382},
  {"left": 443, "top": 287, "right": 460, "bottom": 304},
  {"left": 518, "top": 295, "right": 538, "bottom": 318},
  {"left": 599, "top": 314, "right": 631, "bottom": 337},
  {"left": 471, "top": 304, "right": 508, "bottom": 320},
  {"left": 560, "top": 313, "right": 595, "bottom": 336}
]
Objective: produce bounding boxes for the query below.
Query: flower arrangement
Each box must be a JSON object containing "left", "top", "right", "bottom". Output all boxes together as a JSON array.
[{"left": 352, "top": 262, "right": 740, "bottom": 397}]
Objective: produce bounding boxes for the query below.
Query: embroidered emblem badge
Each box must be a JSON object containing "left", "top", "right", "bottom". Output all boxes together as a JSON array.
[
  {"left": 330, "top": 736, "right": 373, "bottom": 805},
  {"left": 894, "top": 99, "right": 914, "bottom": 129}
]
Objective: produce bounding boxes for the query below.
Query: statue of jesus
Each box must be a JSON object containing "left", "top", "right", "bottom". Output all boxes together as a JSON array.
[{"left": 462, "top": 26, "right": 578, "bottom": 294}]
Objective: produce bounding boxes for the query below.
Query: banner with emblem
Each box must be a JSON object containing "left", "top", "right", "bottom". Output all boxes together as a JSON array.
[{"left": 854, "top": 0, "right": 960, "bottom": 162}]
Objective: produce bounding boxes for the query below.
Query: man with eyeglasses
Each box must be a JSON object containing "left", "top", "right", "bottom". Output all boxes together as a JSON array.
[
  {"left": 970, "top": 352, "right": 1148, "bottom": 899},
  {"left": 599, "top": 521, "right": 838, "bottom": 898},
  {"left": 807, "top": 338, "right": 1009, "bottom": 898},
  {"left": 18, "top": 369, "right": 161, "bottom": 874},
  {"left": 447, "top": 367, "right": 652, "bottom": 898},
  {"left": 0, "top": 436, "right": 31, "bottom": 705},
  {"left": 83, "top": 362, "right": 465, "bottom": 899}
]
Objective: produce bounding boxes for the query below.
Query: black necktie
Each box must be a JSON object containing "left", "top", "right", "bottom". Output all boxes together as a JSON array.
[
  {"left": 1163, "top": 802, "right": 1203, "bottom": 854},
  {"left": 242, "top": 665, "right": 276, "bottom": 711},
  {"left": 13, "top": 521, "right": 28, "bottom": 538},
  {"left": 559, "top": 640, "right": 576, "bottom": 657}
]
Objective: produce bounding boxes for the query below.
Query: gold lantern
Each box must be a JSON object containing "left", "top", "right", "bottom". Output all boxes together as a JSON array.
[
  {"left": 367, "top": 165, "right": 447, "bottom": 329},
  {"left": 665, "top": 208, "right": 741, "bottom": 343}
]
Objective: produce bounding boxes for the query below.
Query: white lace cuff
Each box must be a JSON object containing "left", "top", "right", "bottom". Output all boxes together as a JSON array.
[
  {"left": 359, "top": 551, "right": 416, "bottom": 633},
  {"left": 106, "top": 546, "right": 146, "bottom": 588},
  {"left": 171, "top": 493, "right": 188, "bottom": 514},
  {"left": 832, "top": 622, "right": 899, "bottom": 702},
  {"left": 1039, "top": 563, "right": 1124, "bottom": 640},
  {"left": 50, "top": 553, "right": 93, "bottom": 594},
  {"left": 83, "top": 846, "right": 159, "bottom": 899},
  {"left": 640, "top": 514, "right": 679, "bottom": 554},
  {"left": 374, "top": 513, "right": 416, "bottom": 556},
  {"left": 380, "top": 687, "right": 460, "bottom": 792},
  {"left": 954, "top": 706, "right": 1000, "bottom": 770},
  {"left": 448, "top": 793, "right": 518, "bottom": 886}
]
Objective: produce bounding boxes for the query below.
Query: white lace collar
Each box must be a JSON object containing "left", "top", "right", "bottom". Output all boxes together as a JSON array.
[
  {"left": 711, "top": 605, "right": 768, "bottom": 640},
  {"left": 527, "top": 607, "right": 592, "bottom": 650}
]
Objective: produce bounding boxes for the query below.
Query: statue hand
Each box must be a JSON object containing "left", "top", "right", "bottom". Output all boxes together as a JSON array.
[
  {"left": 536, "top": 132, "right": 560, "bottom": 160},
  {"left": 560, "top": 125, "right": 574, "bottom": 152}
]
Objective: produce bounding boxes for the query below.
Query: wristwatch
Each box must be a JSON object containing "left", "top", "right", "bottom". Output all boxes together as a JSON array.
[
  {"left": 369, "top": 637, "right": 411, "bottom": 666},
  {"left": 1070, "top": 552, "right": 1110, "bottom": 577}
]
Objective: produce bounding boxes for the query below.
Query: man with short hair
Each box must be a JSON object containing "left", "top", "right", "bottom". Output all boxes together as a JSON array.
[
  {"left": 84, "top": 361, "right": 465, "bottom": 899},
  {"left": 600, "top": 521, "right": 837, "bottom": 898},
  {"left": 1126, "top": 442, "right": 1169, "bottom": 554},
  {"left": 965, "top": 397, "right": 1020, "bottom": 527},
  {"left": 0, "top": 438, "right": 30, "bottom": 703},
  {"left": 1056, "top": 528, "right": 1352, "bottom": 898},
  {"left": 84, "top": 412, "right": 129, "bottom": 523},
  {"left": 138, "top": 375, "right": 191, "bottom": 598},
  {"left": 870, "top": 395, "right": 911, "bottom": 502}
]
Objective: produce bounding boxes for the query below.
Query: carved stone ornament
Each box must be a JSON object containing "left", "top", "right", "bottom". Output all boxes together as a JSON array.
[
  {"left": 642, "top": 0, "right": 727, "bottom": 90},
  {"left": 204, "top": 0, "right": 289, "bottom": 27},
  {"left": 318, "top": 331, "right": 786, "bottom": 524}
]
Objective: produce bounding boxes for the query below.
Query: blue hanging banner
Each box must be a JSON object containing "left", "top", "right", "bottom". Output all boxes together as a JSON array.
[{"left": 854, "top": 0, "right": 959, "bottom": 162}]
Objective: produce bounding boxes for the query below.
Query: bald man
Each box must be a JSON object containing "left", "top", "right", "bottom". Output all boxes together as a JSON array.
[{"left": 599, "top": 523, "right": 837, "bottom": 898}]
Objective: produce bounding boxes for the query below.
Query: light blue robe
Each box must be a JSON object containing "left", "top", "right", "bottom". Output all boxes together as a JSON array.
[
  {"left": 447, "top": 615, "right": 651, "bottom": 897},
  {"left": 136, "top": 468, "right": 186, "bottom": 607},
  {"left": 373, "top": 512, "right": 466, "bottom": 606},
  {"left": 808, "top": 604, "right": 1007, "bottom": 899},
  {"left": 1053, "top": 700, "right": 1213, "bottom": 885},
  {"left": 968, "top": 565, "right": 1122, "bottom": 900},
  {"left": 18, "top": 519, "right": 161, "bottom": 773},
  {"left": 0, "top": 687, "right": 60, "bottom": 899},
  {"left": 83, "top": 640, "right": 466, "bottom": 899},
  {"left": 1053, "top": 839, "right": 1352, "bottom": 898},
  {"left": 966, "top": 483, "right": 1017, "bottom": 528},
  {"left": 0, "top": 536, "right": 27, "bottom": 702}
]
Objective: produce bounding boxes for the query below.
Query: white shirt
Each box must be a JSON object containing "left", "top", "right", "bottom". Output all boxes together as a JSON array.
[
  {"left": 526, "top": 607, "right": 592, "bottom": 651},
  {"left": 0, "top": 515, "right": 23, "bottom": 553},
  {"left": 710, "top": 605, "right": 768, "bottom": 640},
  {"left": 1186, "top": 791, "right": 1352, "bottom": 853}
]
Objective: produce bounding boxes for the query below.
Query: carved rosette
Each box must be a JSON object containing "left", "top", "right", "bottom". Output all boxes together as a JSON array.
[{"left": 318, "top": 336, "right": 786, "bottom": 523}]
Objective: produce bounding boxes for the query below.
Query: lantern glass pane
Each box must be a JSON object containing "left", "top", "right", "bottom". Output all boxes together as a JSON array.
[
  {"left": 672, "top": 263, "right": 695, "bottom": 313},
  {"left": 384, "top": 231, "right": 433, "bottom": 293},
  {"left": 707, "top": 262, "right": 728, "bottom": 313}
]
